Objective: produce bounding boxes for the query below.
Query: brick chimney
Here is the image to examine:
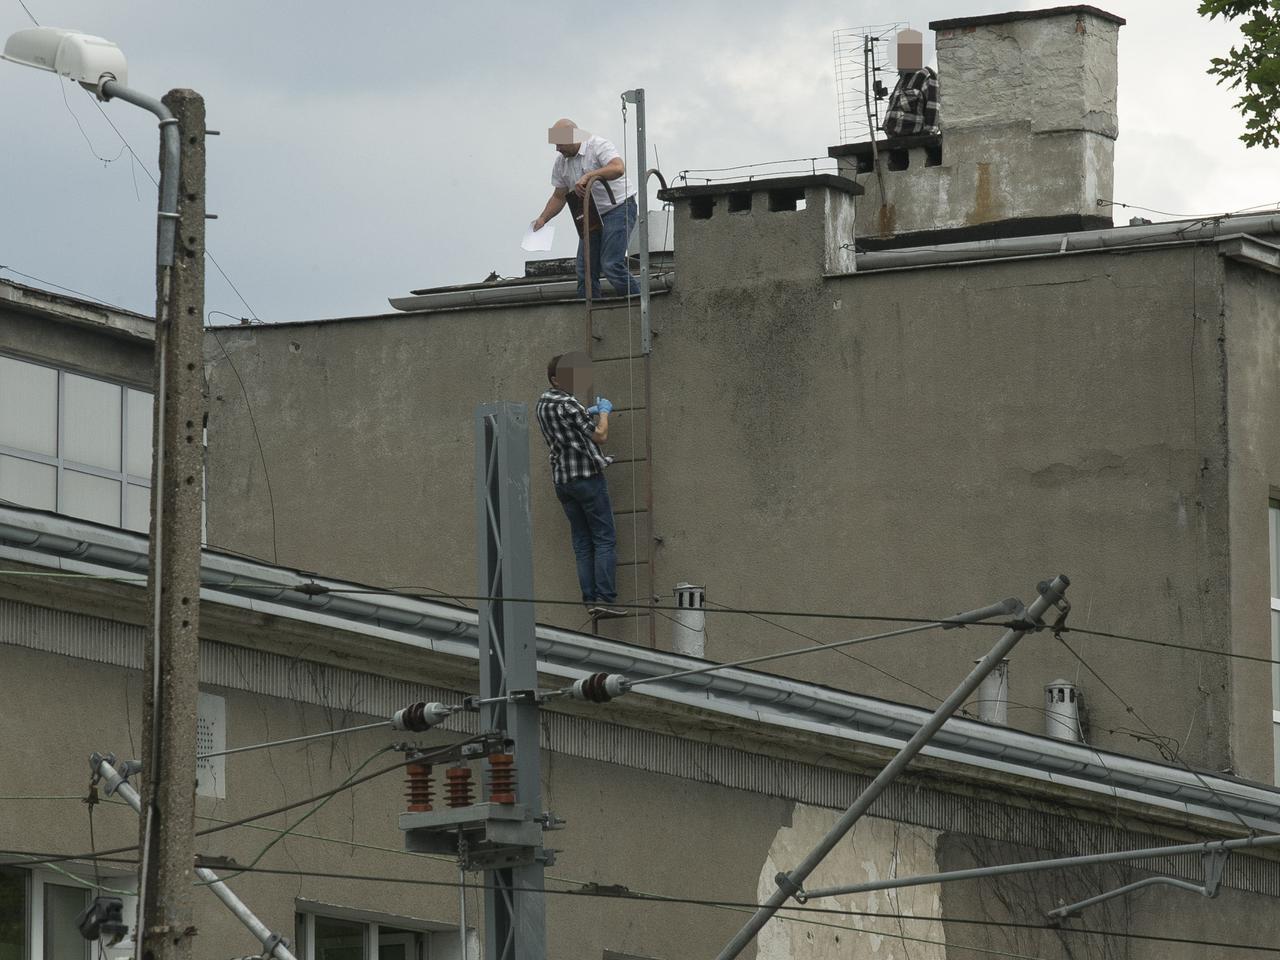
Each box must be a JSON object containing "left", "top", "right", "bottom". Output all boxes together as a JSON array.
[{"left": 830, "top": 5, "right": 1125, "bottom": 247}]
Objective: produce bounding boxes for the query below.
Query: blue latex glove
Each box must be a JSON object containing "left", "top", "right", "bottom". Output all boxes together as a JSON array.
[{"left": 593, "top": 396, "right": 614, "bottom": 415}]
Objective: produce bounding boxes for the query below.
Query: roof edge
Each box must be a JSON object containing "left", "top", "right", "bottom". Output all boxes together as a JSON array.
[{"left": 930, "top": 5, "right": 1126, "bottom": 31}]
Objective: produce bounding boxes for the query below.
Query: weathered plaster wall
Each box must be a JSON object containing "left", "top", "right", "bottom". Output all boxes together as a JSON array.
[
  {"left": 1223, "top": 261, "right": 1280, "bottom": 782},
  {"left": 650, "top": 241, "right": 1234, "bottom": 772},
  {"left": 756, "top": 805, "right": 944, "bottom": 960}
]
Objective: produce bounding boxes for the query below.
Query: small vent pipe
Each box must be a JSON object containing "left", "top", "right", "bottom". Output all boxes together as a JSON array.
[
  {"left": 973, "top": 658, "right": 1009, "bottom": 725},
  {"left": 671, "top": 583, "right": 706, "bottom": 657},
  {"left": 1045, "top": 678, "right": 1084, "bottom": 742}
]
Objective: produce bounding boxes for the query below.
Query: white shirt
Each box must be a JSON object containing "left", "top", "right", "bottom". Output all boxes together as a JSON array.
[{"left": 551, "top": 135, "right": 634, "bottom": 216}]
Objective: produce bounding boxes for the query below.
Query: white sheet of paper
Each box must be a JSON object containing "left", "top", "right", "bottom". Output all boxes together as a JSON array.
[{"left": 522, "top": 222, "right": 555, "bottom": 252}]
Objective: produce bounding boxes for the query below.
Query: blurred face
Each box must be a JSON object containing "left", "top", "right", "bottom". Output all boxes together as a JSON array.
[
  {"left": 549, "top": 123, "right": 588, "bottom": 157},
  {"left": 552, "top": 350, "right": 593, "bottom": 401}
]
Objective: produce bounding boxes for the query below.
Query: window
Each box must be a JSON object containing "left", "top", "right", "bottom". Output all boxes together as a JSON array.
[
  {"left": 0, "top": 866, "right": 136, "bottom": 960},
  {"left": 1270, "top": 500, "right": 1280, "bottom": 781},
  {"left": 296, "top": 905, "right": 476, "bottom": 960},
  {"left": 0, "top": 355, "right": 152, "bottom": 532}
]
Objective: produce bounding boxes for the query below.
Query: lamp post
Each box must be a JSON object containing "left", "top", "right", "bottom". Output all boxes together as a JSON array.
[{"left": 3, "top": 28, "right": 207, "bottom": 960}]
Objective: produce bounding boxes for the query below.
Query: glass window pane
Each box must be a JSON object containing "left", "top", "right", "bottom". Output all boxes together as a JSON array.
[
  {"left": 315, "top": 916, "right": 366, "bottom": 960},
  {"left": 378, "top": 926, "right": 420, "bottom": 960},
  {"left": 43, "top": 883, "right": 88, "bottom": 960},
  {"left": 0, "top": 355, "right": 58, "bottom": 456},
  {"left": 124, "top": 483, "right": 151, "bottom": 534},
  {"left": 0, "top": 455, "right": 56, "bottom": 511},
  {"left": 62, "top": 471, "right": 121, "bottom": 527},
  {"left": 64, "top": 374, "right": 121, "bottom": 471},
  {"left": 0, "top": 867, "right": 26, "bottom": 960},
  {"left": 1273, "top": 610, "right": 1280, "bottom": 712},
  {"left": 125, "top": 389, "right": 153, "bottom": 478}
]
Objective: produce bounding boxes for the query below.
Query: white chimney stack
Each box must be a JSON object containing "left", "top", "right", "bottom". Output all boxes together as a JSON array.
[
  {"left": 671, "top": 583, "right": 706, "bottom": 657},
  {"left": 1045, "top": 678, "right": 1084, "bottom": 742},
  {"left": 973, "top": 658, "right": 1010, "bottom": 724}
]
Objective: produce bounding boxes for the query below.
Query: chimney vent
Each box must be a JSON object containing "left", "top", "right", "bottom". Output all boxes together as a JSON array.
[
  {"left": 1045, "top": 678, "right": 1084, "bottom": 742},
  {"left": 671, "top": 583, "right": 706, "bottom": 657},
  {"left": 973, "top": 658, "right": 1009, "bottom": 724}
]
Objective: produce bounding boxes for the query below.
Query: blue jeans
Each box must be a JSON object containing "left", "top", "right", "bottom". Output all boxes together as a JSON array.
[
  {"left": 576, "top": 196, "right": 641, "bottom": 299},
  {"left": 554, "top": 473, "right": 617, "bottom": 603}
]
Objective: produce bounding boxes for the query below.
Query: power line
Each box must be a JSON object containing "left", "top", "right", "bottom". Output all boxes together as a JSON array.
[
  {"left": 4, "top": 559, "right": 1280, "bottom": 673},
  {"left": 0, "top": 264, "right": 133, "bottom": 311},
  {"left": 1056, "top": 633, "right": 1257, "bottom": 837},
  {"left": 2, "top": 739, "right": 475, "bottom": 869}
]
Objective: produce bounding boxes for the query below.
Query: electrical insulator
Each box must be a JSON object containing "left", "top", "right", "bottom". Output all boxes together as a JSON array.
[
  {"left": 392, "top": 701, "right": 452, "bottom": 732},
  {"left": 445, "top": 765, "right": 474, "bottom": 808},
  {"left": 405, "top": 762, "right": 433, "bottom": 812},
  {"left": 488, "top": 754, "right": 517, "bottom": 804},
  {"left": 568, "top": 673, "right": 630, "bottom": 703}
]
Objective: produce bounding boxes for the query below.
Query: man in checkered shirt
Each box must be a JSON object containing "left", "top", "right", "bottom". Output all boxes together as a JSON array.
[
  {"left": 882, "top": 28, "right": 939, "bottom": 138},
  {"left": 536, "top": 351, "right": 625, "bottom": 619}
]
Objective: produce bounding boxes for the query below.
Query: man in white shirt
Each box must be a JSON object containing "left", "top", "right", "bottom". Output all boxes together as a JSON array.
[{"left": 532, "top": 118, "right": 640, "bottom": 299}]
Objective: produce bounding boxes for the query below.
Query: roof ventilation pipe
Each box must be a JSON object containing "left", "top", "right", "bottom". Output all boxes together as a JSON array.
[
  {"left": 1045, "top": 678, "right": 1084, "bottom": 742},
  {"left": 671, "top": 583, "right": 706, "bottom": 658},
  {"left": 972, "top": 658, "right": 1009, "bottom": 725}
]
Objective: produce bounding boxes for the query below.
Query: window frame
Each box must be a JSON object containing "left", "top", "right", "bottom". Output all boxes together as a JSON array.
[
  {"left": 3, "top": 864, "right": 137, "bottom": 960},
  {"left": 1269, "top": 500, "right": 1280, "bottom": 782},
  {"left": 295, "top": 900, "right": 477, "bottom": 960},
  {"left": 0, "top": 351, "right": 152, "bottom": 531}
]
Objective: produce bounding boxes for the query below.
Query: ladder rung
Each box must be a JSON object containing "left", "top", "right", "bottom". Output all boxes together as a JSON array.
[{"left": 612, "top": 507, "right": 649, "bottom": 517}]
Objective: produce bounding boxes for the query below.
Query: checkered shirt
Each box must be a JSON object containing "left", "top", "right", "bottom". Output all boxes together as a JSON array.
[
  {"left": 536, "top": 388, "right": 608, "bottom": 485},
  {"left": 882, "top": 67, "right": 940, "bottom": 138}
]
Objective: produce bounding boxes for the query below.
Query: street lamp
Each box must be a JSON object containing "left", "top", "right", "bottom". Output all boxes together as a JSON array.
[
  {"left": 3, "top": 27, "right": 178, "bottom": 265},
  {"left": 3, "top": 25, "right": 209, "bottom": 960}
]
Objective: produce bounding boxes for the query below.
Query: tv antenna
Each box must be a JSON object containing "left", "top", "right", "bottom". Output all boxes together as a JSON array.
[{"left": 832, "top": 22, "right": 907, "bottom": 143}]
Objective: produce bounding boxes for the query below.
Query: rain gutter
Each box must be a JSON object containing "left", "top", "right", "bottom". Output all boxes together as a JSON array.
[{"left": 2, "top": 504, "right": 1279, "bottom": 832}]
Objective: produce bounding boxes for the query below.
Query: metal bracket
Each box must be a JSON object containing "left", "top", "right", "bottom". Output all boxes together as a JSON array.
[
  {"left": 774, "top": 872, "right": 803, "bottom": 899},
  {"left": 1047, "top": 847, "right": 1231, "bottom": 920}
]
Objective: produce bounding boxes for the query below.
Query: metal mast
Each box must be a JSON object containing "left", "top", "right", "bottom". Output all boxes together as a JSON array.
[{"left": 475, "top": 402, "right": 549, "bottom": 960}]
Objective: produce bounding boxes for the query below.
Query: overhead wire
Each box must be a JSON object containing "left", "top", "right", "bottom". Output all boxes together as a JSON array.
[
  {"left": 4, "top": 561, "right": 1280, "bottom": 672},
  {"left": 0, "top": 264, "right": 133, "bottom": 311},
  {"left": 1056, "top": 632, "right": 1259, "bottom": 837},
  {"left": 5, "top": 853, "right": 1273, "bottom": 956},
  {"left": 3, "top": 738, "right": 477, "bottom": 869},
  {"left": 206, "top": 323, "right": 280, "bottom": 562},
  {"left": 194, "top": 746, "right": 393, "bottom": 886},
  {"left": 12, "top": 0, "right": 265, "bottom": 324}
]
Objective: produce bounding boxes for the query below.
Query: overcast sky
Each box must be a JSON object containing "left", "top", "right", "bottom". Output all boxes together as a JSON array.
[{"left": 1, "top": 0, "right": 1276, "bottom": 324}]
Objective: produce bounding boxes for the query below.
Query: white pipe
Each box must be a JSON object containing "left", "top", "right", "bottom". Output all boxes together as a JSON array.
[{"left": 855, "top": 213, "right": 1280, "bottom": 271}]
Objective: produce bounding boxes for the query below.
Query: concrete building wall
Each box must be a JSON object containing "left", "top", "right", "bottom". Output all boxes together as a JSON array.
[
  {"left": 202, "top": 229, "right": 1266, "bottom": 776},
  {"left": 1222, "top": 261, "right": 1280, "bottom": 779},
  {"left": 0, "top": 305, "right": 151, "bottom": 389}
]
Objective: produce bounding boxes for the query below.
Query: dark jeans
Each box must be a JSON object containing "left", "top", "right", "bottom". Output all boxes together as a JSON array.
[
  {"left": 554, "top": 473, "right": 617, "bottom": 603},
  {"left": 576, "top": 196, "right": 642, "bottom": 299}
]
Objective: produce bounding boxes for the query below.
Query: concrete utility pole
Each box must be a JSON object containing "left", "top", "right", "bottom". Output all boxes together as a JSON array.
[
  {"left": 138, "top": 88, "right": 206, "bottom": 960},
  {"left": 475, "top": 403, "right": 548, "bottom": 960}
]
